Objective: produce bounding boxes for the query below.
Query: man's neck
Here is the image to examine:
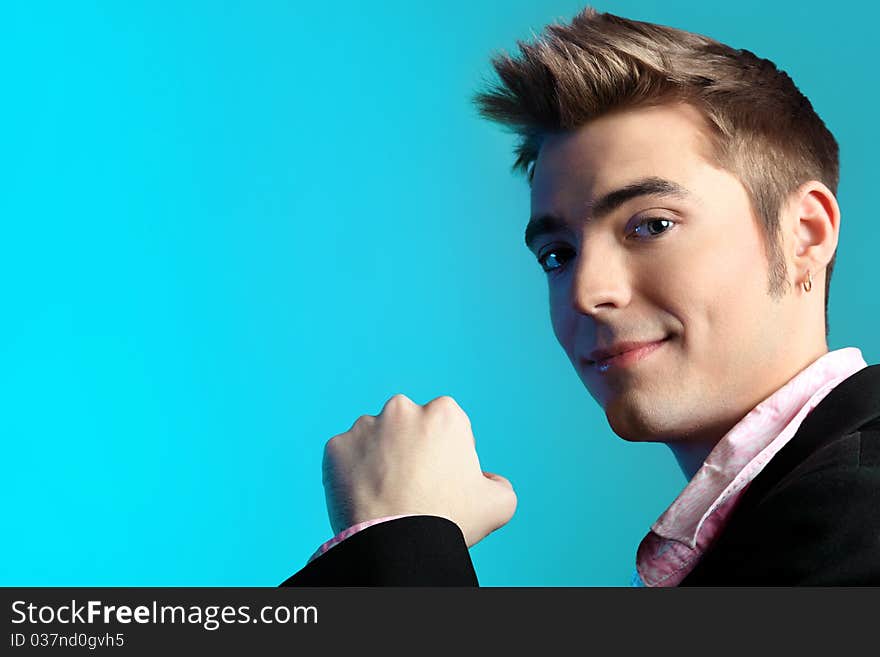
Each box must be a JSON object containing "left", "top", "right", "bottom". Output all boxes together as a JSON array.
[
  {"left": 667, "top": 343, "right": 832, "bottom": 481},
  {"left": 669, "top": 440, "right": 718, "bottom": 481}
]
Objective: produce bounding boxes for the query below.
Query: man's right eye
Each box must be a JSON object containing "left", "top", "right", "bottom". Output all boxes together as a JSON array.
[{"left": 537, "top": 247, "right": 574, "bottom": 273}]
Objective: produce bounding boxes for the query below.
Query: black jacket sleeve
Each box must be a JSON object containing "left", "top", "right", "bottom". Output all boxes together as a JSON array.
[{"left": 279, "top": 515, "right": 479, "bottom": 586}]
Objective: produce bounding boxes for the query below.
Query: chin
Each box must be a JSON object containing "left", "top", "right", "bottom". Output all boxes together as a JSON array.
[{"left": 605, "top": 403, "right": 678, "bottom": 443}]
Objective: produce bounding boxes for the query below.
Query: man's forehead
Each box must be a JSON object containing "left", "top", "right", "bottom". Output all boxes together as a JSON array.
[
  {"left": 531, "top": 102, "right": 716, "bottom": 192},
  {"left": 530, "top": 116, "right": 716, "bottom": 214}
]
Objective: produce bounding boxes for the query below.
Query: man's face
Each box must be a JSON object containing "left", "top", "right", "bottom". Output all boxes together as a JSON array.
[{"left": 527, "top": 102, "right": 803, "bottom": 447}]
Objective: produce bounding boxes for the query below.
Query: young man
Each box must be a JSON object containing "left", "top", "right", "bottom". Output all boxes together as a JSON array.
[{"left": 281, "top": 7, "right": 880, "bottom": 586}]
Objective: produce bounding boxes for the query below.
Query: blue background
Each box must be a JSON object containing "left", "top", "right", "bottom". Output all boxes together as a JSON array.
[{"left": 3, "top": 0, "right": 878, "bottom": 585}]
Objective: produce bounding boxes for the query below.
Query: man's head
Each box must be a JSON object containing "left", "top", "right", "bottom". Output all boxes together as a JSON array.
[{"left": 473, "top": 8, "right": 840, "bottom": 452}]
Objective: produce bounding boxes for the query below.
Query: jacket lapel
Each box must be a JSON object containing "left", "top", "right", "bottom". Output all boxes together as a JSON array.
[{"left": 733, "top": 362, "right": 880, "bottom": 508}]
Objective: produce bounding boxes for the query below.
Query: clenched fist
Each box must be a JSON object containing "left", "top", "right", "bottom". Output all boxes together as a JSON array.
[{"left": 321, "top": 394, "right": 517, "bottom": 548}]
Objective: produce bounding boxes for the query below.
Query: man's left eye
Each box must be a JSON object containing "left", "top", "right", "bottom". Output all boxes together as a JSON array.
[{"left": 632, "top": 217, "right": 675, "bottom": 238}]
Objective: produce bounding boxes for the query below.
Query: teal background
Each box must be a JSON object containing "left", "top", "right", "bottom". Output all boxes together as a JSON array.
[{"left": 3, "top": 1, "right": 878, "bottom": 586}]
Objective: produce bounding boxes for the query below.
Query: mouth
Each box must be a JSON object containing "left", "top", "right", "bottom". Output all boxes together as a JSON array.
[{"left": 585, "top": 336, "right": 671, "bottom": 372}]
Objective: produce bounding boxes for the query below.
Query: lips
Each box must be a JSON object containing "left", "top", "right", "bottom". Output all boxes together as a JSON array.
[{"left": 587, "top": 336, "right": 670, "bottom": 365}]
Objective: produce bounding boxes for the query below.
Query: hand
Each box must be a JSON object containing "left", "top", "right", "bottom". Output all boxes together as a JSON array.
[{"left": 321, "top": 394, "right": 517, "bottom": 547}]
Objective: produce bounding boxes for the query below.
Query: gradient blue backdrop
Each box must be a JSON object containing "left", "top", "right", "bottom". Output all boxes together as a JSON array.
[{"left": 3, "top": 0, "right": 878, "bottom": 585}]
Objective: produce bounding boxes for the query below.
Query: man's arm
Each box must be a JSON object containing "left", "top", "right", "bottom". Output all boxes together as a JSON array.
[
  {"left": 280, "top": 393, "right": 515, "bottom": 586},
  {"left": 305, "top": 515, "right": 415, "bottom": 564},
  {"left": 279, "top": 515, "right": 478, "bottom": 586}
]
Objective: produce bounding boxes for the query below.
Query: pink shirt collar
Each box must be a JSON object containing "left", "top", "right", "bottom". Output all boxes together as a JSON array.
[{"left": 634, "top": 346, "right": 867, "bottom": 587}]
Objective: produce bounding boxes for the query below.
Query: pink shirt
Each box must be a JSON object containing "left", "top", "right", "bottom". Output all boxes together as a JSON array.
[
  {"left": 632, "top": 346, "right": 867, "bottom": 586},
  {"left": 307, "top": 347, "right": 867, "bottom": 585}
]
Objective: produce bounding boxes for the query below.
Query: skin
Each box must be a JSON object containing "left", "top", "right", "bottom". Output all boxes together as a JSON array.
[
  {"left": 527, "top": 101, "right": 839, "bottom": 479},
  {"left": 322, "top": 394, "right": 517, "bottom": 547},
  {"left": 320, "top": 100, "right": 839, "bottom": 549}
]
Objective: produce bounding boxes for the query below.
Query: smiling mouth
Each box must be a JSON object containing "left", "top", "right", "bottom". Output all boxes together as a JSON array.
[{"left": 586, "top": 336, "right": 671, "bottom": 371}]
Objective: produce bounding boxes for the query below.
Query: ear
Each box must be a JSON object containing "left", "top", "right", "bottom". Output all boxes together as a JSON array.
[{"left": 786, "top": 180, "right": 840, "bottom": 288}]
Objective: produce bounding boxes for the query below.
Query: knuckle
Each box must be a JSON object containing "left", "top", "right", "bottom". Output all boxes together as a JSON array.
[
  {"left": 428, "top": 395, "right": 470, "bottom": 425},
  {"left": 344, "top": 414, "right": 374, "bottom": 434},
  {"left": 383, "top": 393, "right": 412, "bottom": 412},
  {"left": 434, "top": 394, "right": 457, "bottom": 407},
  {"left": 325, "top": 424, "right": 359, "bottom": 451},
  {"left": 324, "top": 434, "right": 343, "bottom": 455},
  {"left": 428, "top": 395, "right": 460, "bottom": 414}
]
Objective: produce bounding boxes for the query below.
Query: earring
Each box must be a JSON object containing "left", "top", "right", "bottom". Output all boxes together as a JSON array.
[{"left": 803, "top": 269, "right": 812, "bottom": 293}]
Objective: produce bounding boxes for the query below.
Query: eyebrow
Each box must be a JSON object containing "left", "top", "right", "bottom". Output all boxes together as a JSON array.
[{"left": 524, "top": 177, "right": 693, "bottom": 250}]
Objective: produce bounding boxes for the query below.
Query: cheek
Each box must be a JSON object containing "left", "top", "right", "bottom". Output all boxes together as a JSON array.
[
  {"left": 666, "top": 224, "right": 773, "bottom": 351},
  {"left": 548, "top": 288, "right": 577, "bottom": 356}
]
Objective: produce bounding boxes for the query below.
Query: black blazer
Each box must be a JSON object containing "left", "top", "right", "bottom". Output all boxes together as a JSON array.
[{"left": 281, "top": 364, "right": 880, "bottom": 586}]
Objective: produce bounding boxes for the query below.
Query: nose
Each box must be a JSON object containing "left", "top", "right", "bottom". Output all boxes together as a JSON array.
[{"left": 567, "top": 244, "right": 632, "bottom": 316}]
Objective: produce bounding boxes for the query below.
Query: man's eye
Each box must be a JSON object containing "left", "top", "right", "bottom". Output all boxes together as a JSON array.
[
  {"left": 536, "top": 247, "right": 574, "bottom": 273},
  {"left": 631, "top": 217, "right": 675, "bottom": 238}
]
